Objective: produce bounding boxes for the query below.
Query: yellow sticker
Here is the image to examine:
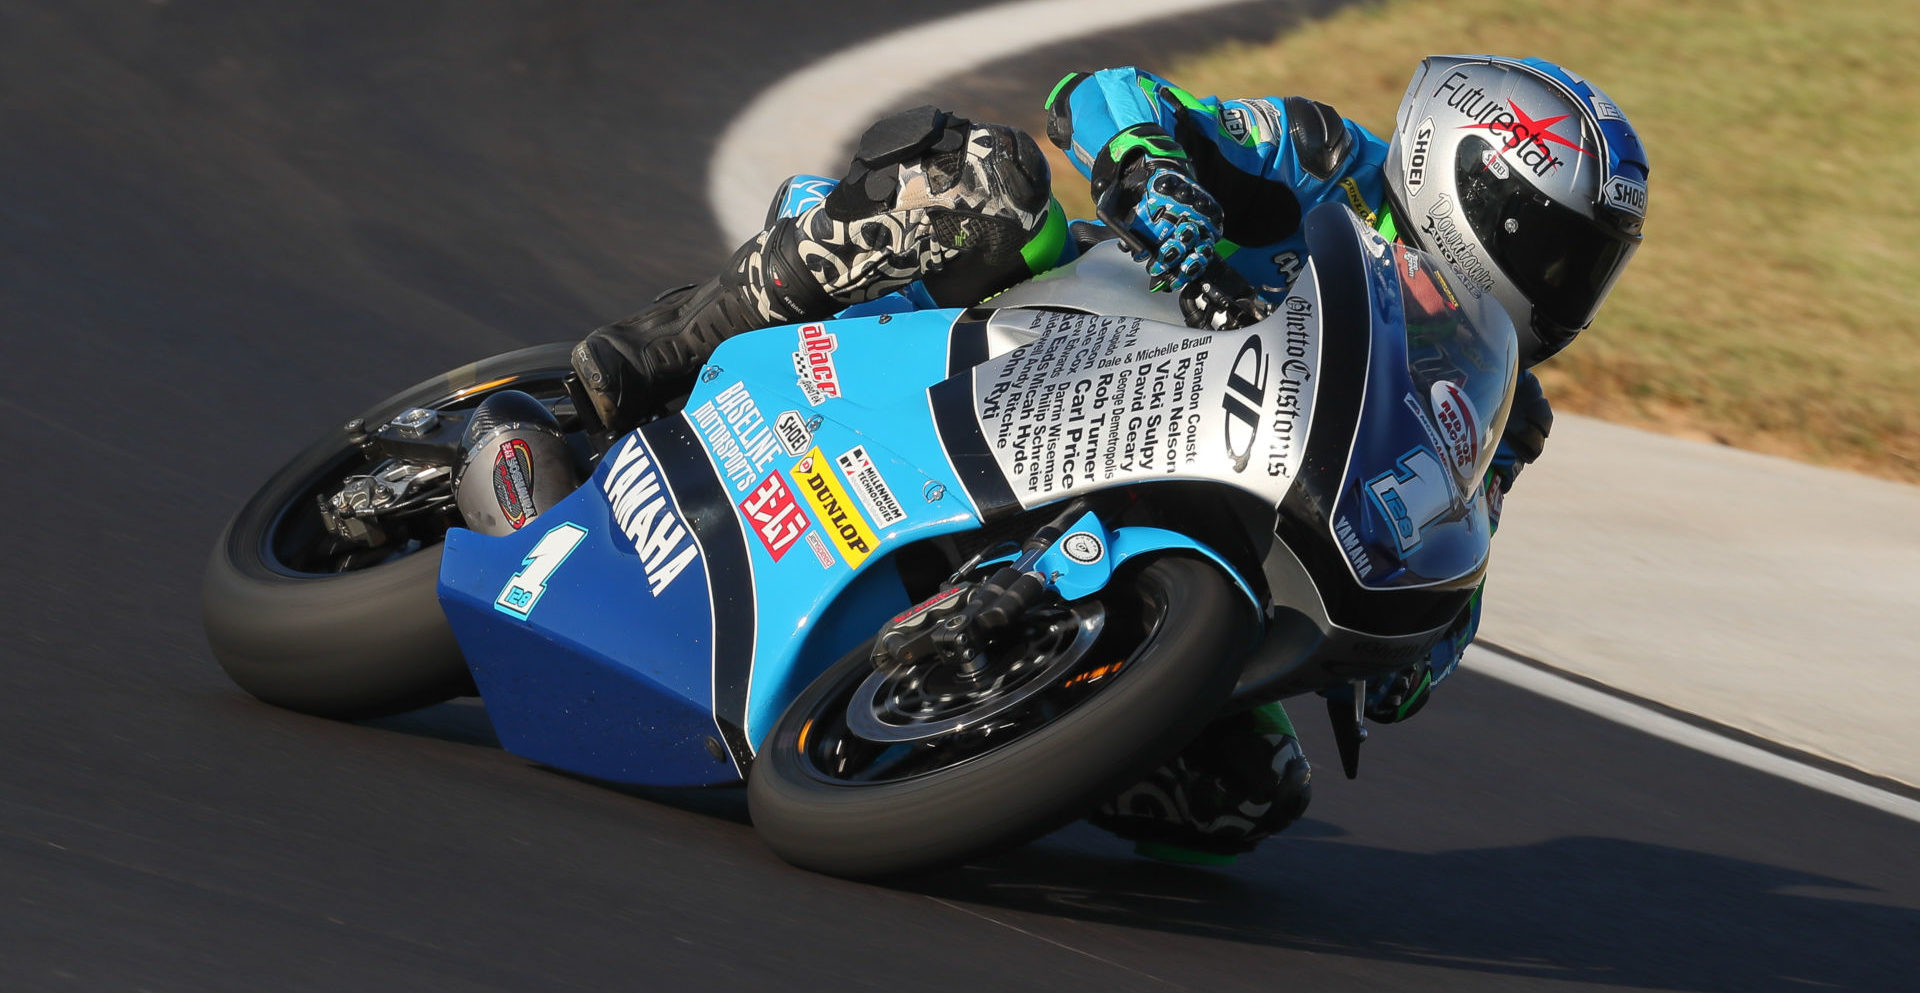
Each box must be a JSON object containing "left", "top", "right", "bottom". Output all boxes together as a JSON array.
[
  {"left": 1340, "top": 177, "right": 1377, "bottom": 226},
  {"left": 789, "top": 448, "right": 877, "bottom": 569}
]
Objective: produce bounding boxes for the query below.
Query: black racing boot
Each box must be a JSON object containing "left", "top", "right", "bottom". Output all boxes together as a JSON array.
[
  {"left": 571, "top": 220, "right": 835, "bottom": 433},
  {"left": 572, "top": 105, "right": 1052, "bottom": 433}
]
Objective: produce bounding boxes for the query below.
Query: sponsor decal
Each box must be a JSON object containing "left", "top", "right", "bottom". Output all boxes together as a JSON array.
[
  {"left": 790, "top": 448, "right": 878, "bottom": 569},
  {"left": 1060, "top": 531, "right": 1105, "bottom": 565},
  {"left": 834, "top": 445, "right": 907, "bottom": 527},
  {"left": 492, "top": 438, "right": 536, "bottom": 530},
  {"left": 1419, "top": 194, "right": 1497, "bottom": 292},
  {"left": 1339, "top": 177, "right": 1376, "bottom": 225},
  {"left": 971, "top": 308, "right": 1317, "bottom": 509},
  {"left": 1220, "top": 105, "right": 1254, "bottom": 146},
  {"left": 1268, "top": 296, "right": 1315, "bottom": 478},
  {"left": 1221, "top": 334, "right": 1268, "bottom": 473},
  {"left": 1429, "top": 381, "right": 1481, "bottom": 475},
  {"left": 494, "top": 522, "right": 589, "bottom": 619},
  {"left": 738, "top": 472, "right": 811, "bottom": 562},
  {"left": 890, "top": 585, "right": 968, "bottom": 625},
  {"left": 1365, "top": 447, "right": 1454, "bottom": 554},
  {"left": 774, "top": 409, "right": 812, "bottom": 457},
  {"left": 1603, "top": 175, "right": 1648, "bottom": 218},
  {"left": 1333, "top": 515, "right": 1374, "bottom": 579},
  {"left": 1404, "top": 116, "right": 1434, "bottom": 195},
  {"left": 804, "top": 530, "right": 834, "bottom": 569},
  {"left": 601, "top": 434, "right": 700, "bottom": 596},
  {"left": 1591, "top": 94, "right": 1625, "bottom": 122},
  {"left": 1478, "top": 146, "right": 1510, "bottom": 179},
  {"left": 1436, "top": 71, "right": 1592, "bottom": 178},
  {"left": 690, "top": 381, "right": 780, "bottom": 493},
  {"left": 793, "top": 323, "right": 843, "bottom": 405}
]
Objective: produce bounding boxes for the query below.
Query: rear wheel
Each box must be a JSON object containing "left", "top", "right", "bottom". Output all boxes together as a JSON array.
[
  {"left": 201, "top": 344, "right": 579, "bottom": 719},
  {"left": 747, "top": 556, "right": 1251, "bottom": 879}
]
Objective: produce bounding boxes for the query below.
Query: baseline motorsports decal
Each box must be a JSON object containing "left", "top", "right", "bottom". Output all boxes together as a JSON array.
[{"left": 971, "top": 288, "right": 1323, "bottom": 509}]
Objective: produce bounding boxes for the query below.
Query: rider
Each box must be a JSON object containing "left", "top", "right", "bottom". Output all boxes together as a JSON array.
[{"left": 571, "top": 55, "right": 1650, "bottom": 861}]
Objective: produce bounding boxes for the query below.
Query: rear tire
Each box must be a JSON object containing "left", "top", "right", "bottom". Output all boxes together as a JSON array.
[
  {"left": 202, "top": 344, "right": 577, "bottom": 719},
  {"left": 747, "top": 556, "right": 1251, "bottom": 879}
]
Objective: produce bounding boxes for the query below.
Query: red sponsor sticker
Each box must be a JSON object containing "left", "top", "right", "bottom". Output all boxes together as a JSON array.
[
  {"left": 792, "top": 323, "right": 842, "bottom": 404},
  {"left": 492, "top": 438, "right": 535, "bottom": 530},
  {"left": 739, "top": 473, "right": 811, "bottom": 561},
  {"left": 1429, "top": 381, "right": 1481, "bottom": 474}
]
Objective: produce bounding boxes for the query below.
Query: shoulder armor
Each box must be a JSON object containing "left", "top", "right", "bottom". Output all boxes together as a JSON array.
[
  {"left": 1043, "top": 71, "right": 1092, "bottom": 153},
  {"left": 1283, "top": 96, "right": 1354, "bottom": 180}
]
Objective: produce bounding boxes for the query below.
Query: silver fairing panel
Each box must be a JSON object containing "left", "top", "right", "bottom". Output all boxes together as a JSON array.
[{"left": 971, "top": 241, "right": 1324, "bottom": 512}]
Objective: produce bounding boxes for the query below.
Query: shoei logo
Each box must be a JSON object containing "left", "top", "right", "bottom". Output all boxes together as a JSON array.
[
  {"left": 790, "top": 448, "right": 877, "bottom": 569},
  {"left": 1603, "top": 175, "right": 1648, "bottom": 218},
  {"left": 792, "top": 323, "right": 843, "bottom": 406},
  {"left": 492, "top": 438, "right": 536, "bottom": 530},
  {"left": 773, "top": 409, "right": 812, "bottom": 457},
  {"left": 1436, "top": 71, "right": 1592, "bottom": 178},
  {"left": 1404, "top": 117, "right": 1434, "bottom": 195}
]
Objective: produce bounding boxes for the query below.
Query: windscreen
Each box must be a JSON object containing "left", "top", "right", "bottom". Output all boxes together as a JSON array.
[{"left": 1394, "top": 242, "right": 1516, "bottom": 489}]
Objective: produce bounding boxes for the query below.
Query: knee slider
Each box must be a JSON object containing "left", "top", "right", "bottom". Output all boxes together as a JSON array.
[{"left": 830, "top": 105, "right": 973, "bottom": 220}]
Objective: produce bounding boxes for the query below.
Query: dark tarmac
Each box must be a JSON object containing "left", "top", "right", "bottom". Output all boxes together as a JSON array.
[{"left": 3, "top": 2, "right": 1915, "bottom": 989}]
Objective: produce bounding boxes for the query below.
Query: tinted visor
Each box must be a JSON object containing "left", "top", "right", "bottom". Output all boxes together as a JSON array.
[{"left": 1456, "top": 139, "right": 1638, "bottom": 335}]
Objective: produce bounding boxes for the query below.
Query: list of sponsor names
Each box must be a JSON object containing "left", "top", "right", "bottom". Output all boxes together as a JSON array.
[{"left": 973, "top": 304, "right": 1319, "bottom": 508}]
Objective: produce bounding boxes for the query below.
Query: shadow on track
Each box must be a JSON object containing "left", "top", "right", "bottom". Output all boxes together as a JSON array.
[{"left": 912, "top": 829, "right": 1916, "bottom": 992}]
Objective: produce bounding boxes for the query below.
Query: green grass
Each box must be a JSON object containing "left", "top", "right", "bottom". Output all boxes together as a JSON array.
[{"left": 1036, "top": 0, "right": 1920, "bottom": 481}]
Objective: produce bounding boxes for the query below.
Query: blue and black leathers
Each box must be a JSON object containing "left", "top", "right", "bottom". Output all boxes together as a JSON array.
[{"left": 1045, "top": 68, "right": 1391, "bottom": 299}]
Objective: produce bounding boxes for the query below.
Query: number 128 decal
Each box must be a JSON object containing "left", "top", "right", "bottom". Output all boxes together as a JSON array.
[
  {"left": 495, "top": 522, "right": 588, "bottom": 619},
  {"left": 1365, "top": 448, "right": 1453, "bottom": 554}
]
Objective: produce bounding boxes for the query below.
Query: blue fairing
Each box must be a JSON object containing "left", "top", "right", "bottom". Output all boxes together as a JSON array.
[
  {"left": 440, "top": 308, "right": 1011, "bottom": 786},
  {"left": 1324, "top": 211, "right": 1518, "bottom": 591}
]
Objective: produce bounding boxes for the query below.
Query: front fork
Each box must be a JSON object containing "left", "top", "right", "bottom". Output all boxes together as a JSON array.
[{"left": 872, "top": 499, "right": 1264, "bottom": 673}]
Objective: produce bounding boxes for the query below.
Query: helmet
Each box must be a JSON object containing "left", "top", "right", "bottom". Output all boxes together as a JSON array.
[{"left": 1382, "top": 55, "right": 1649, "bottom": 366}]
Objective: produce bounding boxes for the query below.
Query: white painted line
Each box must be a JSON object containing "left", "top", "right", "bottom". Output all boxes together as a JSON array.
[
  {"left": 1467, "top": 646, "right": 1920, "bottom": 825},
  {"left": 708, "top": 0, "right": 1265, "bottom": 244},
  {"left": 709, "top": 0, "right": 1920, "bottom": 823}
]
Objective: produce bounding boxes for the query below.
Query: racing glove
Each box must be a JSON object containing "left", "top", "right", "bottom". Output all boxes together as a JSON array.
[{"left": 1091, "top": 124, "right": 1225, "bottom": 292}]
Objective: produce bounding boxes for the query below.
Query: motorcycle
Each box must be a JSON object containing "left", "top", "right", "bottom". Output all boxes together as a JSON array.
[{"left": 202, "top": 202, "right": 1518, "bottom": 878}]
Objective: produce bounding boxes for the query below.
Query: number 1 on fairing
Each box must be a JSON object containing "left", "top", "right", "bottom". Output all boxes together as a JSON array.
[{"left": 494, "top": 523, "right": 588, "bottom": 619}]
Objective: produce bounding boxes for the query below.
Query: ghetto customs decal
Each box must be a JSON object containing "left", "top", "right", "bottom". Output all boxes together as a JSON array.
[{"left": 972, "top": 292, "right": 1322, "bottom": 509}]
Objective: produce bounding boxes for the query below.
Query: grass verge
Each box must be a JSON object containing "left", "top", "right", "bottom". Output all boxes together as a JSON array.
[{"left": 1034, "top": 0, "right": 1920, "bottom": 482}]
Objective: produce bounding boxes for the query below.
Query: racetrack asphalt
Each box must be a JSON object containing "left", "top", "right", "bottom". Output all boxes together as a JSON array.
[{"left": 3, "top": 2, "right": 1916, "bottom": 990}]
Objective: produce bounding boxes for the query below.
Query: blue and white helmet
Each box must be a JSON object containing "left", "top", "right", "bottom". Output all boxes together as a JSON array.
[{"left": 1382, "top": 55, "right": 1649, "bottom": 366}]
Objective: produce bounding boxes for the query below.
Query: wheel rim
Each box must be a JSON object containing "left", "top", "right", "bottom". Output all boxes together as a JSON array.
[
  {"left": 845, "top": 603, "right": 1105, "bottom": 742},
  {"left": 257, "top": 368, "right": 576, "bottom": 578},
  {"left": 794, "top": 585, "right": 1168, "bottom": 786}
]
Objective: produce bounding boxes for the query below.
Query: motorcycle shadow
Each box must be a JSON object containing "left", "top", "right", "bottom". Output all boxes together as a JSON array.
[
  {"left": 912, "top": 826, "right": 1919, "bottom": 993},
  {"left": 359, "top": 698, "right": 755, "bottom": 824}
]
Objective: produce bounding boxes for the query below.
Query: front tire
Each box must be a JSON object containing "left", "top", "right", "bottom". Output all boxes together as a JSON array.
[
  {"left": 201, "top": 344, "right": 578, "bottom": 719},
  {"left": 747, "top": 556, "right": 1252, "bottom": 879}
]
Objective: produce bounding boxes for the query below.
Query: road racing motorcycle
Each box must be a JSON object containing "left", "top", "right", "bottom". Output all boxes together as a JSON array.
[{"left": 202, "top": 203, "right": 1518, "bottom": 878}]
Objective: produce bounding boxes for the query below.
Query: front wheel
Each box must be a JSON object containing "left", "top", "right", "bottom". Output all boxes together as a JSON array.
[{"left": 747, "top": 556, "right": 1252, "bottom": 879}]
